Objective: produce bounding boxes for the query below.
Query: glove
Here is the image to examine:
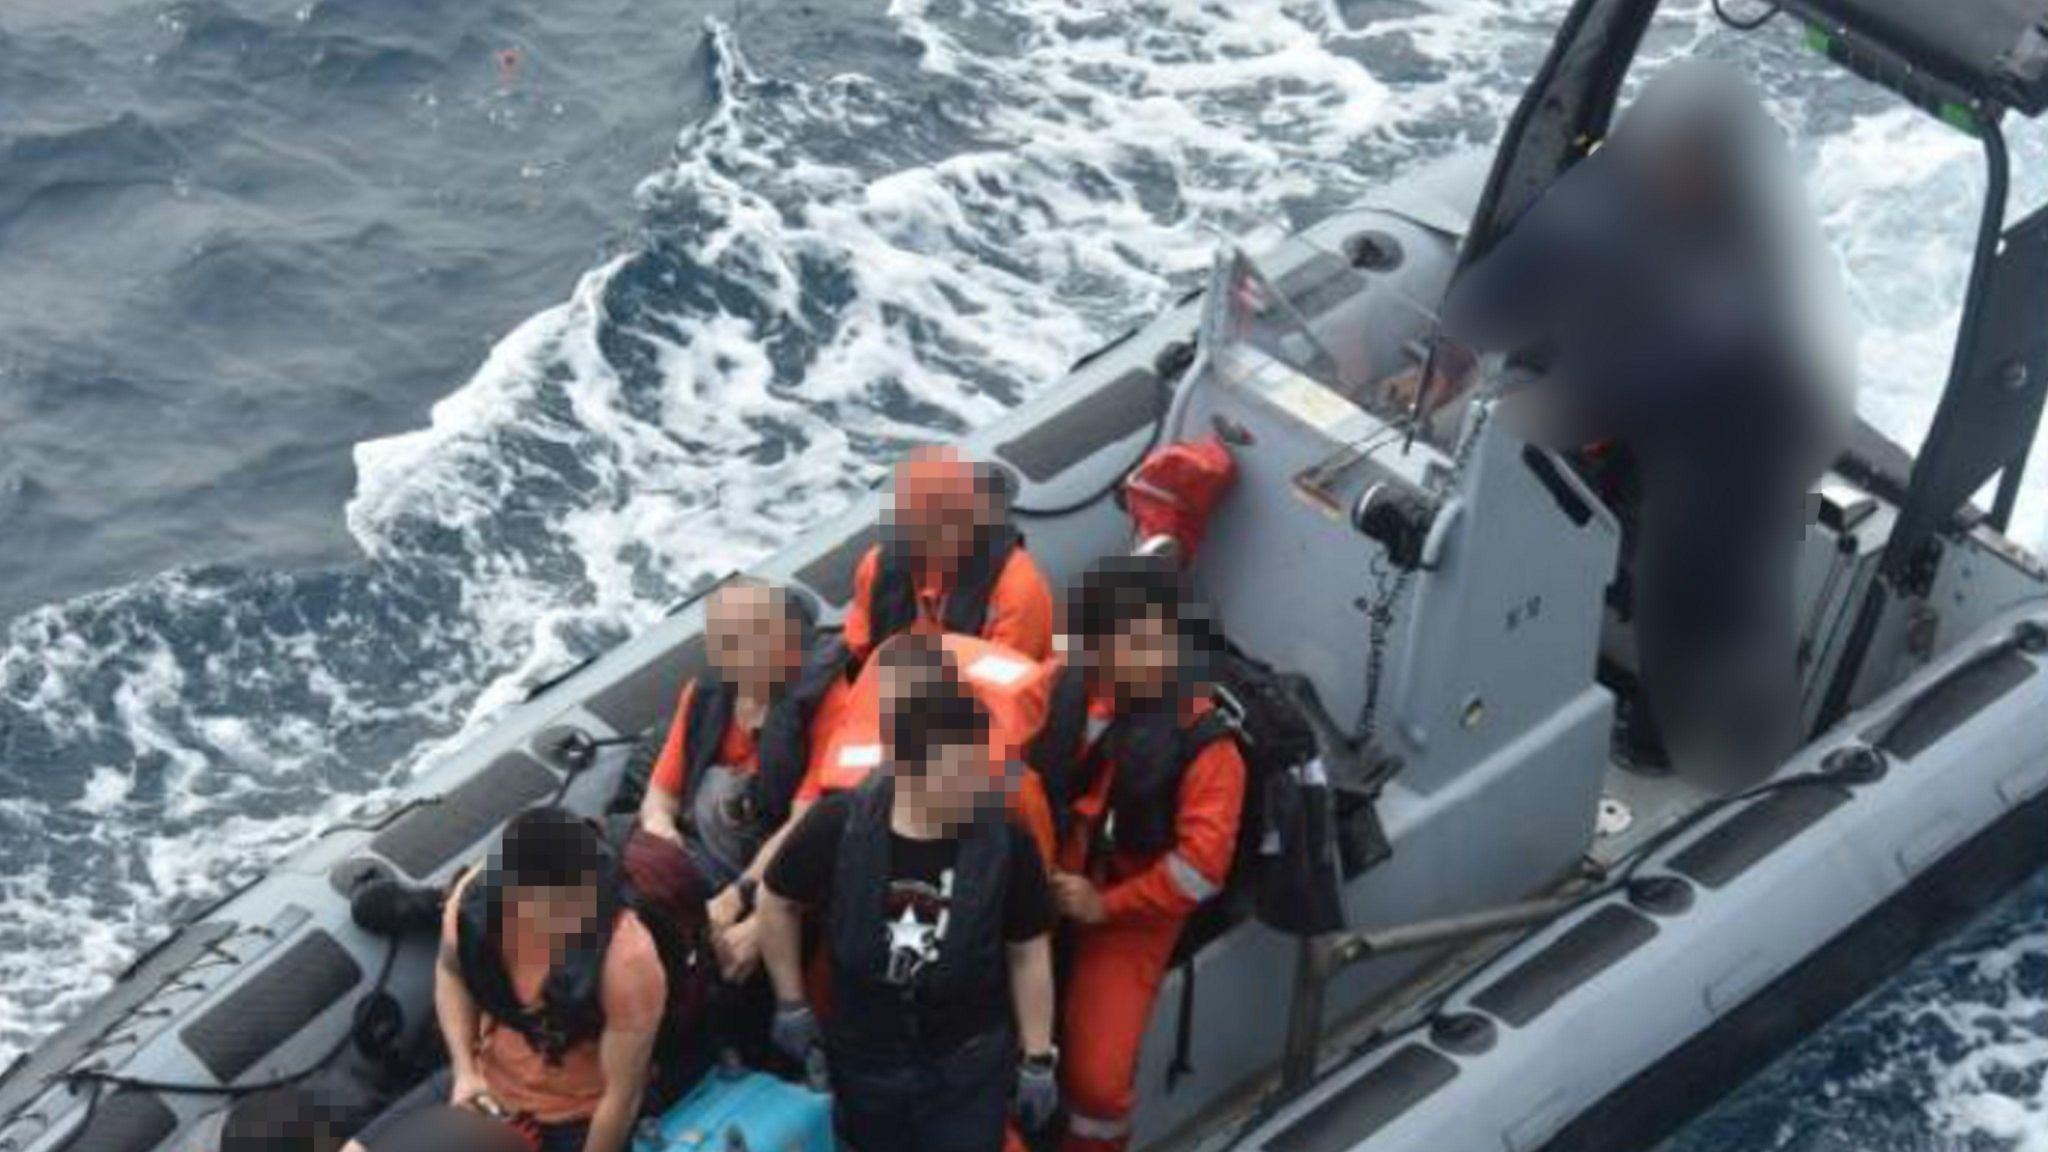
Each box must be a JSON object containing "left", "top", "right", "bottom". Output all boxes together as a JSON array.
[
  {"left": 1015, "top": 1051, "right": 1061, "bottom": 1134},
  {"left": 771, "top": 1002, "right": 823, "bottom": 1066}
]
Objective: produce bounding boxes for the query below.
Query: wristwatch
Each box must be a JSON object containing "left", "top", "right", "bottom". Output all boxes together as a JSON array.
[{"left": 1021, "top": 1047, "right": 1059, "bottom": 1071}]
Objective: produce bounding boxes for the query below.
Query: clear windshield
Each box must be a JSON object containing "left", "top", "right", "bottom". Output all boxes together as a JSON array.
[
  {"left": 1205, "top": 246, "right": 1347, "bottom": 390},
  {"left": 1201, "top": 243, "right": 1461, "bottom": 447}
]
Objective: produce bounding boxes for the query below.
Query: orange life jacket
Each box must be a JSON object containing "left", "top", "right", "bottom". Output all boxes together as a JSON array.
[{"left": 808, "top": 634, "right": 1058, "bottom": 861}]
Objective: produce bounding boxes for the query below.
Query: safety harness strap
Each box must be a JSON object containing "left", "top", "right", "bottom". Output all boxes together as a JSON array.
[{"left": 1166, "top": 953, "right": 1198, "bottom": 1093}]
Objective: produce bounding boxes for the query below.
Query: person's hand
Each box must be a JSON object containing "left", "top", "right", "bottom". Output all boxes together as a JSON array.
[
  {"left": 641, "top": 814, "right": 685, "bottom": 847},
  {"left": 713, "top": 916, "right": 762, "bottom": 982},
  {"left": 706, "top": 884, "right": 745, "bottom": 931},
  {"left": 1050, "top": 873, "right": 1106, "bottom": 925},
  {"left": 449, "top": 1067, "right": 490, "bottom": 1110},
  {"left": 1015, "top": 1051, "right": 1060, "bottom": 1133},
  {"left": 1376, "top": 366, "right": 1425, "bottom": 410},
  {"left": 771, "top": 1001, "right": 822, "bottom": 1066},
  {"left": 1374, "top": 364, "right": 1467, "bottom": 417}
]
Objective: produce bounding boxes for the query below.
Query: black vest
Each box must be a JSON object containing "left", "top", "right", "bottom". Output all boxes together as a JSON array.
[
  {"left": 826, "top": 776, "right": 1011, "bottom": 1051},
  {"left": 680, "top": 636, "right": 845, "bottom": 834},
  {"left": 1032, "top": 665, "right": 1232, "bottom": 861},
  {"left": 868, "top": 524, "right": 1018, "bottom": 645},
  {"left": 453, "top": 853, "right": 626, "bottom": 1066}
]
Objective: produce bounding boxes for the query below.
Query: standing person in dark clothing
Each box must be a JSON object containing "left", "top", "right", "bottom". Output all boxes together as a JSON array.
[
  {"left": 758, "top": 637, "right": 1061, "bottom": 1152},
  {"left": 1440, "top": 62, "right": 1851, "bottom": 786}
]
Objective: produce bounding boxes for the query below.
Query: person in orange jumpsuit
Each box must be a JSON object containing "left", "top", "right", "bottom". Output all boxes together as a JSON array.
[
  {"left": 842, "top": 446, "right": 1055, "bottom": 664},
  {"left": 1039, "top": 556, "right": 1246, "bottom": 1152}
]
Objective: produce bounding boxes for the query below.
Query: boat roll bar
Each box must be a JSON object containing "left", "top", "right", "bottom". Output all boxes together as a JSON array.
[{"left": 1813, "top": 121, "right": 2018, "bottom": 729}]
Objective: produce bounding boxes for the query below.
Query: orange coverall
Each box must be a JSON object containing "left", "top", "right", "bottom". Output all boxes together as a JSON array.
[
  {"left": 840, "top": 543, "right": 1057, "bottom": 664},
  {"left": 1057, "top": 698, "right": 1246, "bottom": 1152}
]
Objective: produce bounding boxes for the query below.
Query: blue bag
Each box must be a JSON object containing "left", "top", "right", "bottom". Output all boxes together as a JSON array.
[{"left": 635, "top": 1067, "right": 835, "bottom": 1152}]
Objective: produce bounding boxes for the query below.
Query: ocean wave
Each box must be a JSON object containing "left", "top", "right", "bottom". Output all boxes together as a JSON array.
[
  {"left": 0, "top": 112, "right": 188, "bottom": 233},
  {"left": 348, "top": 0, "right": 1494, "bottom": 714}
]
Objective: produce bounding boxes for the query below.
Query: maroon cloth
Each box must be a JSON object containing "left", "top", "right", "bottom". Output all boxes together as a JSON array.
[{"left": 619, "top": 829, "right": 712, "bottom": 1037}]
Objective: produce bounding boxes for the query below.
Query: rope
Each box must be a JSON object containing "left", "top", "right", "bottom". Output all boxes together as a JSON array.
[
  {"left": 1351, "top": 388, "right": 1496, "bottom": 748},
  {"left": 51, "top": 932, "right": 403, "bottom": 1138},
  {"left": 1712, "top": 0, "right": 1781, "bottom": 32}
]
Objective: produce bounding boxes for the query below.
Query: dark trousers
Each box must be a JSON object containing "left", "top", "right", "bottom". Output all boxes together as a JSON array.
[
  {"left": 830, "top": 1028, "right": 1015, "bottom": 1152},
  {"left": 1635, "top": 538, "right": 1800, "bottom": 791},
  {"left": 351, "top": 1068, "right": 589, "bottom": 1152}
]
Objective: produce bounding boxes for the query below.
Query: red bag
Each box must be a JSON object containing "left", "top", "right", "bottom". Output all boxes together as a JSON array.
[{"left": 1122, "top": 437, "right": 1239, "bottom": 562}]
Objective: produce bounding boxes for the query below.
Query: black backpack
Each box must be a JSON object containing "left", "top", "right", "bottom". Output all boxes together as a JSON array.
[
  {"left": 1159, "top": 645, "right": 1345, "bottom": 1093},
  {"left": 1205, "top": 645, "right": 1320, "bottom": 870},
  {"left": 1204, "top": 645, "right": 1363, "bottom": 938}
]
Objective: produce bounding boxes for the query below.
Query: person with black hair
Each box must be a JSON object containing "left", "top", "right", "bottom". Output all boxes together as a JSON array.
[
  {"left": 1032, "top": 555, "right": 1245, "bottom": 1152},
  {"left": 178, "top": 1086, "right": 347, "bottom": 1152},
  {"left": 758, "top": 638, "right": 1060, "bottom": 1152},
  {"left": 336, "top": 1105, "right": 531, "bottom": 1152},
  {"left": 342, "top": 807, "right": 667, "bottom": 1152}
]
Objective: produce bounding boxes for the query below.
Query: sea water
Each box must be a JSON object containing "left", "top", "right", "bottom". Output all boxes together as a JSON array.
[{"left": 0, "top": 1, "right": 2042, "bottom": 1145}]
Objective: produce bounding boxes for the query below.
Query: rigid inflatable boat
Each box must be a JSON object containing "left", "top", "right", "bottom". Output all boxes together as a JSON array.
[{"left": 8, "top": 2, "right": 2048, "bottom": 1150}]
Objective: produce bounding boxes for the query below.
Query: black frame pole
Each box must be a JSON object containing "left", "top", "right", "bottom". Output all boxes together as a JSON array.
[{"left": 1814, "top": 119, "right": 2011, "bottom": 735}]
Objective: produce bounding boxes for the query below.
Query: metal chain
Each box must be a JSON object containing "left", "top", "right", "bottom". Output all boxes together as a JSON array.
[{"left": 1353, "top": 390, "right": 1499, "bottom": 749}]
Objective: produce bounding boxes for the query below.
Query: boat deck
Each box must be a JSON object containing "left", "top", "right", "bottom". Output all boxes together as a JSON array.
[{"left": 1589, "top": 759, "right": 1718, "bottom": 870}]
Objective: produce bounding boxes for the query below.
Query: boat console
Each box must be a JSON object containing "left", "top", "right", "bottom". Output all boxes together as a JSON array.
[{"left": 1094, "top": 203, "right": 1627, "bottom": 1143}]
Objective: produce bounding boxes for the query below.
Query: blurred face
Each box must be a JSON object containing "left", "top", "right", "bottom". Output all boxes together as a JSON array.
[
  {"left": 508, "top": 882, "right": 599, "bottom": 945},
  {"left": 879, "top": 655, "right": 940, "bottom": 720},
  {"left": 707, "top": 585, "right": 798, "bottom": 695},
  {"left": 1102, "top": 610, "right": 1180, "bottom": 703},
  {"left": 897, "top": 494, "right": 977, "bottom": 573},
  {"left": 891, "top": 451, "right": 993, "bottom": 575},
  {"left": 899, "top": 738, "right": 996, "bottom": 830},
  {"left": 1648, "top": 141, "right": 1715, "bottom": 218}
]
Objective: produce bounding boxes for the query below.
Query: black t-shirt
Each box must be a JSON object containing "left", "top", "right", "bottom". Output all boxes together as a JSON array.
[{"left": 766, "top": 793, "right": 1051, "bottom": 1051}]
